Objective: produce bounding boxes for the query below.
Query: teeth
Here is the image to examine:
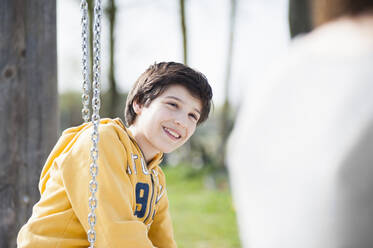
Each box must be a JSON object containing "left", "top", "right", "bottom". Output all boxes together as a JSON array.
[{"left": 164, "top": 127, "right": 181, "bottom": 139}]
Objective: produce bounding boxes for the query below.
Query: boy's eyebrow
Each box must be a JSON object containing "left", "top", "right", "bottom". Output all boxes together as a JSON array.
[{"left": 165, "top": 96, "right": 201, "bottom": 114}]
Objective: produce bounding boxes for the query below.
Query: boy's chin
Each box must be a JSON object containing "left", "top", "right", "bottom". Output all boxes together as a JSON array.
[
  {"left": 161, "top": 145, "right": 181, "bottom": 154},
  {"left": 162, "top": 148, "right": 177, "bottom": 154},
  {"left": 158, "top": 140, "right": 187, "bottom": 154}
]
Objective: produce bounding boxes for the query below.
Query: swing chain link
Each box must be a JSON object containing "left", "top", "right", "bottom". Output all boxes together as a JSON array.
[
  {"left": 81, "top": 0, "right": 90, "bottom": 123},
  {"left": 81, "top": 0, "right": 102, "bottom": 247}
]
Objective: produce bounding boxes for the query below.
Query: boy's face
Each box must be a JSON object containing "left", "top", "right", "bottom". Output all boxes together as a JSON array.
[{"left": 132, "top": 84, "right": 202, "bottom": 158}]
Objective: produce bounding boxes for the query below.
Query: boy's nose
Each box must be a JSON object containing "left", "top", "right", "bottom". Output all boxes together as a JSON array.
[{"left": 174, "top": 118, "right": 187, "bottom": 130}]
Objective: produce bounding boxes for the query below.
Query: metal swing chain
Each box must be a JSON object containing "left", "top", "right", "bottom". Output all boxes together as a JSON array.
[
  {"left": 80, "top": 0, "right": 103, "bottom": 247},
  {"left": 81, "top": 0, "right": 90, "bottom": 123}
]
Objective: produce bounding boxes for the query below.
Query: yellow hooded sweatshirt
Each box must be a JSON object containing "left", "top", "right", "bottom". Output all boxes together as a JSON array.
[{"left": 17, "top": 118, "right": 177, "bottom": 248}]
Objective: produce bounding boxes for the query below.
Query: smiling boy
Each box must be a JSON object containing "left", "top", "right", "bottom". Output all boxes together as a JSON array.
[
  {"left": 17, "top": 62, "right": 213, "bottom": 248},
  {"left": 128, "top": 85, "right": 202, "bottom": 160}
]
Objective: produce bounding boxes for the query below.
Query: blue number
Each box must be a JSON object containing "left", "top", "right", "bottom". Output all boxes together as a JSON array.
[{"left": 134, "top": 183, "right": 149, "bottom": 218}]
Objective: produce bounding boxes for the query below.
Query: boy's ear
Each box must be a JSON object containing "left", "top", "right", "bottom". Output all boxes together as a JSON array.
[{"left": 132, "top": 100, "right": 143, "bottom": 114}]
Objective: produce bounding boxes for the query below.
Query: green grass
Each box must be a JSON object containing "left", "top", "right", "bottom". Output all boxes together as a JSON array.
[{"left": 163, "top": 165, "right": 241, "bottom": 248}]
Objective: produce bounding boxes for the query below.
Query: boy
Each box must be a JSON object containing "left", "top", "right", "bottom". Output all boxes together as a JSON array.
[{"left": 17, "top": 62, "right": 213, "bottom": 247}]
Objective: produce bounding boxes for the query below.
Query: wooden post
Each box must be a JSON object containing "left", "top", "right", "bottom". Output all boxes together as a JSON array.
[{"left": 0, "top": 0, "right": 58, "bottom": 247}]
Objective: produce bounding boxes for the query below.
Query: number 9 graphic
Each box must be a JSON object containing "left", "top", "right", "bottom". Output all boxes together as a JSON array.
[{"left": 134, "top": 183, "right": 149, "bottom": 218}]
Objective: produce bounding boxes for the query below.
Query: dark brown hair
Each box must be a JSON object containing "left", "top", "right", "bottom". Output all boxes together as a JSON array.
[
  {"left": 312, "top": 0, "right": 373, "bottom": 27},
  {"left": 124, "top": 62, "right": 213, "bottom": 126}
]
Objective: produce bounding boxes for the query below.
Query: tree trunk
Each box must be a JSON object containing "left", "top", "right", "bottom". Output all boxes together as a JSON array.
[
  {"left": 106, "top": 0, "right": 120, "bottom": 117},
  {"left": 179, "top": 0, "right": 188, "bottom": 64},
  {"left": 0, "top": 1, "right": 58, "bottom": 247},
  {"left": 289, "top": 0, "right": 313, "bottom": 38},
  {"left": 218, "top": 0, "right": 237, "bottom": 168}
]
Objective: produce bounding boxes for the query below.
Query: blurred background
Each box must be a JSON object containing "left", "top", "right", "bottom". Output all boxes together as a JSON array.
[{"left": 58, "top": 1, "right": 290, "bottom": 246}]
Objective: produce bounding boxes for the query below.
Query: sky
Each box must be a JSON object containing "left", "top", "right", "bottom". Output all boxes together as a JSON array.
[{"left": 57, "top": 0, "right": 290, "bottom": 106}]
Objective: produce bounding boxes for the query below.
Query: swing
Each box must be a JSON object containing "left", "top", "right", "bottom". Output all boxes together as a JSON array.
[{"left": 80, "top": 0, "right": 102, "bottom": 247}]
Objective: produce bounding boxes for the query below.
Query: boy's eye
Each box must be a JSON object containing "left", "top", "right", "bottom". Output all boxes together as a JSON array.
[
  {"left": 189, "top": 113, "right": 199, "bottom": 122},
  {"left": 167, "top": 102, "right": 178, "bottom": 108}
]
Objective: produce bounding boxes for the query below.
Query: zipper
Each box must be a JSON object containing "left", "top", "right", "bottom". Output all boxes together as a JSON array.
[
  {"left": 144, "top": 173, "right": 155, "bottom": 224},
  {"left": 127, "top": 132, "right": 159, "bottom": 224}
]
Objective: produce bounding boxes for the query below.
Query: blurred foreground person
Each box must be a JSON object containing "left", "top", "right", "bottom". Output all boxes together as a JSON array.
[{"left": 228, "top": 0, "right": 373, "bottom": 247}]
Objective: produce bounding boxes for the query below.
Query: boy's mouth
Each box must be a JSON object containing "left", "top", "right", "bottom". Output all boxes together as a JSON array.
[{"left": 163, "top": 126, "right": 181, "bottom": 140}]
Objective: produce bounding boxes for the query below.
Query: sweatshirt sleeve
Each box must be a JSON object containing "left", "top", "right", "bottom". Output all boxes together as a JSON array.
[
  {"left": 148, "top": 179, "right": 177, "bottom": 247},
  {"left": 59, "top": 124, "right": 155, "bottom": 247}
]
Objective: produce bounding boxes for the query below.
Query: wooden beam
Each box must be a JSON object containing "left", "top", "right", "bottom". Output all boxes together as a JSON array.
[{"left": 0, "top": 0, "right": 58, "bottom": 246}]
